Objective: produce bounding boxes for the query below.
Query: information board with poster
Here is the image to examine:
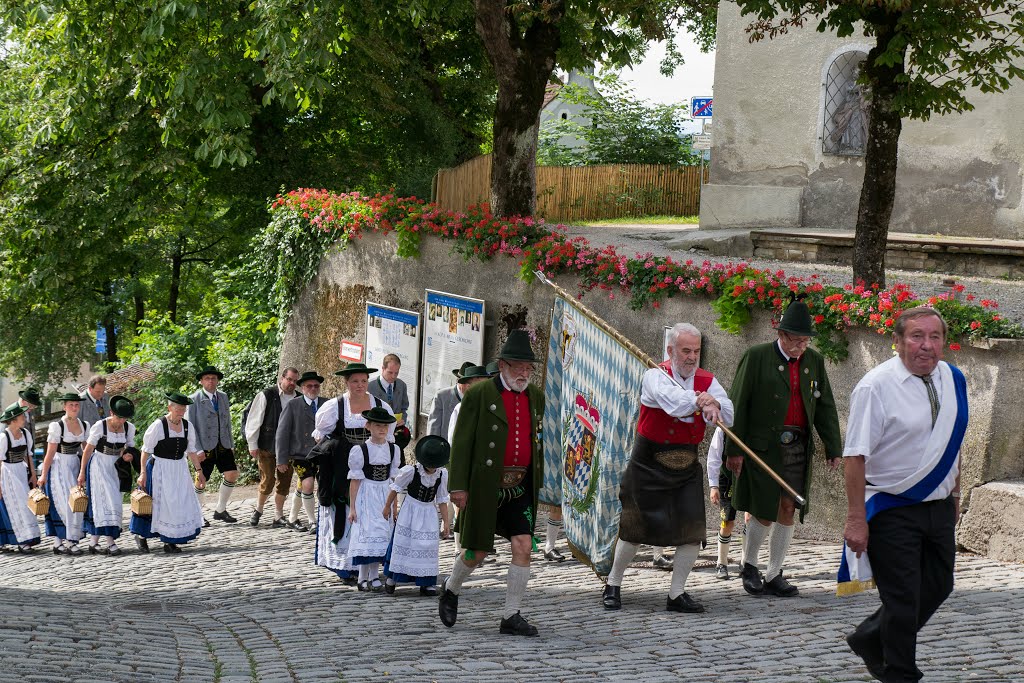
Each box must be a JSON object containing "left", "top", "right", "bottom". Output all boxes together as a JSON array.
[
  {"left": 365, "top": 302, "right": 421, "bottom": 436},
  {"left": 420, "top": 290, "right": 485, "bottom": 416}
]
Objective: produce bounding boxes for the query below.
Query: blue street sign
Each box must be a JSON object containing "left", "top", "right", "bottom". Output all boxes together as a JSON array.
[
  {"left": 691, "top": 97, "right": 713, "bottom": 119},
  {"left": 95, "top": 326, "right": 106, "bottom": 354}
]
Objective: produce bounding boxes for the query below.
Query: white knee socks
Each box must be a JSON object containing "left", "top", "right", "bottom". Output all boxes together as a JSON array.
[
  {"left": 544, "top": 518, "right": 563, "bottom": 552},
  {"left": 216, "top": 480, "right": 235, "bottom": 513},
  {"left": 301, "top": 492, "right": 316, "bottom": 525},
  {"left": 669, "top": 543, "right": 702, "bottom": 599},
  {"left": 504, "top": 564, "right": 531, "bottom": 619},
  {"left": 289, "top": 492, "right": 302, "bottom": 523},
  {"left": 717, "top": 532, "right": 732, "bottom": 565},
  {"left": 447, "top": 556, "right": 476, "bottom": 594},
  {"left": 358, "top": 564, "right": 369, "bottom": 582},
  {"left": 765, "top": 522, "right": 795, "bottom": 582},
  {"left": 606, "top": 540, "right": 640, "bottom": 587},
  {"left": 742, "top": 519, "right": 771, "bottom": 568}
]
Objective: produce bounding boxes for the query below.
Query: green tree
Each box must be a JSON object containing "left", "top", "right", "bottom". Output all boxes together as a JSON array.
[
  {"left": 537, "top": 73, "right": 701, "bottom": 166},
  {"left": 737, "top": 0, "right": 1024, "bottom": 287}
]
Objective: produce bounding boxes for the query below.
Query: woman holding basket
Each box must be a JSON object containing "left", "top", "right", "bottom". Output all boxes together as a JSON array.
[
  {"left": 79, "top": 394, "right": 138, "bottom": 555},
  {"left": 38, "top": 393, "right": 89, "bottom": 555},
  {"left": 0, "top": 405, "right": 41, "bottom": 551}
]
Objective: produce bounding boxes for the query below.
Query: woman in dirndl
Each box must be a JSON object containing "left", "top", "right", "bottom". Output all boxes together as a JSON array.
[
  {"left": 383, "top": 435, "right": 451, "bottom": 596},
  {"left": 311, "top": 363, "right": 395, "bottom": 584},
  {"left": 38, "top": 393, "right": 89, "bottom": 555},
  {"left": 0, "top": 405, "right": 41, "bottom": 552},
  {"left": 79, "top": 394, "right": 137, "bottom": 556},
  {"left": 129, "top": 392, "right": 204, "bottom": 554}
]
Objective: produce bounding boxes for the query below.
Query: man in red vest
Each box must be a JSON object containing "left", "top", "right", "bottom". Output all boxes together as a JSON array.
[{"left": 602, "top": 323, "right": 734, "bottom": 613}]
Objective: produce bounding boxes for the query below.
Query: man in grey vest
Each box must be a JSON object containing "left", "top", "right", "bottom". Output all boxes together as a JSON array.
[
  {"left": 245, "top": 367, "right": 299, "bottom": 527},
  {"left": 79, "top": 375, "right": 110, "bottom": 425},
  {"left": 276, "top": 370, "right": 323, "bottom": 532},
  {"left": 188, "top": 365, "right": 238, "bottom": 524},
  {"left": 426, "top": 361, "right": 473, "bottom": 438}
]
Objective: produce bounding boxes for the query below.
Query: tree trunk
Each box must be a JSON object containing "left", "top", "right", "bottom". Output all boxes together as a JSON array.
[
  {"left": 853, "top": 13, "right": 907, "bottom": 288},
  {"left": 474, "top": 0, "right": 563, "bottom": 218},
  {"left": 102, "top": 281, "right": 119, "bottom": 365},
  {"left": 169, "top": 235, "right": 183, "bottom": 323}
]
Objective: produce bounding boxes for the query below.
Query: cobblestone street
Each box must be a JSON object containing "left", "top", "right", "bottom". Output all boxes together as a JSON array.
[{"left": 1, "top": 493, "right": 1022, "bottom": 683}]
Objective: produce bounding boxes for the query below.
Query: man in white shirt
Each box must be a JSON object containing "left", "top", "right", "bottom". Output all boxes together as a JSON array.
[
  {"left": 245, "top": 367, "right": 299, "bottom": 527},
  {"left": 843, "top": 307, "right": 965, "bottom": 683}
]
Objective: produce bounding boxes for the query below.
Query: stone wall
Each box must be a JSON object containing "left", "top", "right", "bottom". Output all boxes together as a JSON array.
[{"left": 281, "top": 233, "right": 1024, "bottom": 544}]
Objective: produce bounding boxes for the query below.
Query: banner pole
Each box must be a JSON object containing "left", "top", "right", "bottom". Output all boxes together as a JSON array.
[{"left": 532, "top": 270, "right": 807, "bottom": 508}]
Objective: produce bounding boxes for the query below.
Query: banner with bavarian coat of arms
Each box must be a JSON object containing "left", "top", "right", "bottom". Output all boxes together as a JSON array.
[{"left": 541, "top": 296, "right": 648, "bottom": 576}]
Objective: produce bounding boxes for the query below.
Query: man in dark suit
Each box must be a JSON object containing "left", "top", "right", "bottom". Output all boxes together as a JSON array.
[
  {"left": 276, "top": 371, "right": 324, "bottom": 532},
  {"left": 368, "top": 354, "right": 409, "bottom": 426},
  {"left": 188, "top": 365, "right": 238, "bottom": 524},
  {"left": 427, "top": 361, "right": 474, "bottom": 438}
]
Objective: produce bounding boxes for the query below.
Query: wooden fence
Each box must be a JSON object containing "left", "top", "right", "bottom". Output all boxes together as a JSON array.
[{"left": 433, "top": 154, "right": 708, "bottom": 222}]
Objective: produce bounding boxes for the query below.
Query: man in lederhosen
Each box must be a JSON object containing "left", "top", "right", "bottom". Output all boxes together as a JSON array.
[
  {"left": 188, "top": 365, "right": 239, "bottom": 525},
  {"left": 245, "top": 367, "right": 299, "bottom": 527},
  {"left": 602, "top": 323, "right": 733, "bottom": 614}
]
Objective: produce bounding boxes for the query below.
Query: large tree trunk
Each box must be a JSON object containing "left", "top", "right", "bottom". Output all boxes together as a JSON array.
[
  {"left": 475, "top": 0, "right": 563, "bottom": 217},
  {"left": 853, "top": 13, "right": 907, "bottom": 288},
  {"left": 102, "top": 281, "right": 119, "bottom": 365},
  {"left": 169, "top": 235, "right": 183, "bottom": 323}
]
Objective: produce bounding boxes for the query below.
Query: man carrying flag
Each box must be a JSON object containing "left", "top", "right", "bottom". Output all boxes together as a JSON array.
[{"left": 841, "top": 307, "right": 967, "bottom": 682}]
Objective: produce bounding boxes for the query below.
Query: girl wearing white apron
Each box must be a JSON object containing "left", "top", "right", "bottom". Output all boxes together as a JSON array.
[
  {"left": 79, "top": 395, "right": 137, "bottom": 555},
  {"left": 0, "top": 405, "right": 41, "bottom": 551},
  {"left": 383, "top": 435, "right": 451, "bottom": 596},
  {"left": 38, "top": 393, "right": 89, "bottom": 555},
  {"left": 129, "top": 392, "right": 204, "bottom": 554},
  {"left": 312, "top": 364, "right": 395, "bottom": 584}
]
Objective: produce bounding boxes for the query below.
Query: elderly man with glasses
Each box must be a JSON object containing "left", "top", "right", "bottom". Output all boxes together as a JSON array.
[{"left": 725, "top": 295, "right": 842, "bottom": 598}]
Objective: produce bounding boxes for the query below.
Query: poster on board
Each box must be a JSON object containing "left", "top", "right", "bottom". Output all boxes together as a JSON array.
[
  {"left": 420, "top": 290, "right": 485, "bottom": 416},
  {"left": 365, "top": 302, "right": 421, "bottom": 436}
]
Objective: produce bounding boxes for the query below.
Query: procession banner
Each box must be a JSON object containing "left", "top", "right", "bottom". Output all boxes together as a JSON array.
[
  {"left": 365, "top": 303, "right": 421, "bottom": 436},
  {"left": 420, "top": 290, "right": 485, "bottom": 417},
  {"left": 541, "top": 296, "right": 648, "bottom": 576}
]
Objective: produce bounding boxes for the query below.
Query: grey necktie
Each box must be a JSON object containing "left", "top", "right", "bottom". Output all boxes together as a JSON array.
[{"left": 920, "top": 374, "right": 939, "bottom": 427}]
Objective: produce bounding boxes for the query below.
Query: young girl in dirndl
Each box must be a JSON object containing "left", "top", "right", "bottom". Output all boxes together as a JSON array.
[
  {"left": 79, "top": 395, "right": 137, "bottom": 555},
  {"left": 0, "top": 405, "right": 40, "bottom": 551},
  {"left": 383, "top": 435, "right": 451, "bottom": 596},
  {"left": 39, "top": 393, "right": 89, "bottom": 555}
]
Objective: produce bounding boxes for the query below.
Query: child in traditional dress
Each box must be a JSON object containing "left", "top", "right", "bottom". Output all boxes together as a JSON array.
[
  {"left": 79, "top": 395, "right": 137, "bottom": 555},
  {"left": 383, "top": 435, "right": 451, "bottom": 596},
  {"left": 39, "top": 393, "right": 89, "bottom": 555},
  {"left": 347, "top": 407, "right": 401, "bottom": 592},
  {"left": 0, "top": 405, "right": 41, "bottom": 552}
]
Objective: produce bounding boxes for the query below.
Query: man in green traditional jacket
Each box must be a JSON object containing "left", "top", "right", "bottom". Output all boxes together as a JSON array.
[
  {"left": 725, "top": 296, "right": 842, "bottom": 598},
  {"left": 438, "top": 330, "right": 545, "bottom": 637}
]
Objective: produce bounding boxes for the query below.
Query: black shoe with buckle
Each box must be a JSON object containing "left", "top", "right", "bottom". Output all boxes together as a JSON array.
[
  {"left": 107, "top": 546, "right": 122, "bottom": 557},
  {"left": 135, "top": 536, "right": 150, "bottom": 553},
  {"left": 357, "top": 580, "right": 369, "bottom": 592},
  {"left": 847, "top": 632, "right": 886, "bottom": 681},
  {"left": 88, "top": 544, "right": 100, "bottom": 555},
  {"left": 666, "top": 592, "right": 706, "bottom": 613},
  {"left": 438, "top": 578, "right": 459, "bottom": 627},
  {"left": 369, "top": 579, "right": 384, "bottom": 593},
  {"left": 740, "top": 562, "right": 765, "bottom": 595},
  {"left": 249, "top": 510, "right": 262, "bottom": 527},
  {"left": 763, "top": 571, "right": 799, "bottom": 597},
  {"left": 499, "top": 612, "right": 539, "bottom": 637},
  {"left": 544, "top": 548, "right": 565, "bottom": 563},
  {"left": 384, "top": 580, "right": 396, "bottom": 595},
  {"left": 213, "top": 510, "right": 237, "bottom": 524},
  {"left": 420, "top": 585, "right": 438, "bottom": 597},
  {"left": 602, "top": 584, "right": 621, "bottom": 610},
  {"left": 652, "top": 555, "right": 673, "bottom": 571},
  {"left": 715, "top": 563, "right": 730, "bottom": 580}
]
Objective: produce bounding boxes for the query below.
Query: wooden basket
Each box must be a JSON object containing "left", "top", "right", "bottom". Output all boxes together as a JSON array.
[
  {"left": 130, "top": 488, "right": 153, "bottom": 516},
  {"left": 68, "top": 486, "right": 89, "bottom": 514},
  {"left": 27, "top": 488, "right": 50, "bottom": 516}
]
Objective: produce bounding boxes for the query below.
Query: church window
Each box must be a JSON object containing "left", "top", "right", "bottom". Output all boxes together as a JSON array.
[{"left": 822, "top": 50, "right": 868, "bottom": 156}]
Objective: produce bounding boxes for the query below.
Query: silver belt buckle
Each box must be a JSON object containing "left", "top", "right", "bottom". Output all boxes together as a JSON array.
[{"left": 780, "top": 431, "right": 797, "bottom": 445}]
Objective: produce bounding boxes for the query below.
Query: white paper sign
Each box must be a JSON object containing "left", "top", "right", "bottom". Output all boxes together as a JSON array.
[
  {"left": 421, "top": 290, "right": 485, "bottom": 417},
  {"left": 365, "top": 302, "right": 421, "bottom": 436}
]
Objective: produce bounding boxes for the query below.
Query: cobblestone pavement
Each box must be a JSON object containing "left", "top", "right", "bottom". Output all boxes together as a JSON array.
[{"left": 1, "top": 493, "right": 1022, "bottom": 683}]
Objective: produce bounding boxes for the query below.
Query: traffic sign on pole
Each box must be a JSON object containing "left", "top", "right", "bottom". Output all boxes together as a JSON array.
[{"left": 690, "top": 97, "right": 713, "bottom": 119}]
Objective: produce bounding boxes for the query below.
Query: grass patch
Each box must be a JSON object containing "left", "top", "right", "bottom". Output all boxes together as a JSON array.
[{"left": 571, "top": 214, "right": 699, "bottom": 226}]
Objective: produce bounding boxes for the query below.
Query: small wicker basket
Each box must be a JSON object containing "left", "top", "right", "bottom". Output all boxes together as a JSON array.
[
  {"left": 27, "top": 488, "right": 50, "bottom": 516},
  {"left": 68, "top": 486, "right": 89, "bottom": 514},
  {"left": 130, "top": 488, "right": 153, "bottom": 516}
]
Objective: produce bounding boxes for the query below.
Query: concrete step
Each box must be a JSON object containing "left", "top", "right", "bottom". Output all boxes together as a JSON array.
[{"left": 958, "top": 479, "right": 1024, "bottom": 562}]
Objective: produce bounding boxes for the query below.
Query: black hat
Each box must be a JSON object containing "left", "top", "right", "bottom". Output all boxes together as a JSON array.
[
  {"left": 778, "top": 294, "right": 817, "bottom": 337},
  {"left": 335, "top": 362, "right": 378, "bottom": 377},
  {"left": 452, "top": 361, "right": 475, "bottom": 378},
  {"left": 485, "top": 360, "right": 499, "bottom": 376},
  {"left": 1, "top": 405, "right": 28, "bottom": 423},
  {"left": 415, "top": 435, "right": 450, "bottom": 469},
  {"left": 58, "top": 392, "right": 82, "bottom": 402},
  {"left": 298, "top": 371, "right": 324, "bottom": 385},
  {"left": 457, "top": 365, "right": 490, "bottom": 384},
  {"left": 498, "top": 330, "right": 537, "bottom": 363},
  {"left": 394, "top": 424, "right": 412, "bottom": 450},
  {"left": 361, "top": 406, "right": 396, "bottom": 424},
  {"left": 165, "top": 392, "right": 194, "bottom": 406},
  {"left": 195, "top": 365, "right": 224, "bottom": 380},
  {"left": 110, "top": 395, "right": 135, "bottom": 419},
  {"left": 18, "top": 387, "right": 41, "bottom": 405}
]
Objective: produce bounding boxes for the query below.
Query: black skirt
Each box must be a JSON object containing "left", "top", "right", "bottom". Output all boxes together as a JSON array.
[{"left": 617, "top": 435, "right": 706, "bottom": 546}]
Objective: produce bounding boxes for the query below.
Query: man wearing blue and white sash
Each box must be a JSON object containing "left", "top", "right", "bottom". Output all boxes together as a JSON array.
[{"left": 841, "top": 307, "right": 968, "bottom": 683}]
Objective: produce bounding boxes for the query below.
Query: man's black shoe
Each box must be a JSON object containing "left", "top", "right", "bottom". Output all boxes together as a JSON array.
[
  {"left": 544, "top": 548, "right": 565, "bottom": 563},
  {"left": 499, "top": 612, "right": 539, "bottom": 637},
  {"left": 135, "top": 536, "right": 150, "bottom": 553},
  {"left": 847, "top": 632, "right": 886, "bottom": 681},
  {"left": 740, "top": 562, "right": 764, "bottom": 595},
  {"left": 602, "top": 584, "right": 621, "bottom": 610},
  {"left": 270, "top": 518, "right": 287, "bottom": 529},
  {"left": 438, "top": 578, "right": 459, "bottom": 627},
  {"left": 763, "top": 571, "right": 799, "bottom": 597},
  {"left": 249, "top": 510, "right": 261, "bottom": 527},
  {"left": 288, "top": 520, "right": 309, "bottom": 533},
  {"left": 666, "top": 592, "right": 706, "bottom": 613},
  {"left": 213, "top": 510, "right": 237, "bottom": 523}
]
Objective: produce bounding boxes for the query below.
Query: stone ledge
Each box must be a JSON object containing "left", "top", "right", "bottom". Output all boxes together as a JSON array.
[{"left": 958, "top": 479, "right": 1024, "bottom": 562}]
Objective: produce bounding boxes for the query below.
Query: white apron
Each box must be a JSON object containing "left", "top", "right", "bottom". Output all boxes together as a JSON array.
[
  {"left": 316, "top": 503, "right": 353, "bottom": 574},
  {"left": 347, "top": 478, "right": 395, "bottom": 561},
  {"left": 86, "top": 453, "right": 123, "bottom": 532},
  {"left": 1, "top": 461, "right": 39, "bottom": 544},
  {"left": 47, "top": 452, "right": 84, "bottom": 541},
  {"left": 151, "top": 457, "right": 204, "bottom": 542}
]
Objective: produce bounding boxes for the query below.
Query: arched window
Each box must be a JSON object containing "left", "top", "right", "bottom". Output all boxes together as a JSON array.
[
  {"left": 560, "top": 111, "right": 569, "bottom": 120},
  {"left": 822, "top": 50, "right": 868, "bottom": 156}
]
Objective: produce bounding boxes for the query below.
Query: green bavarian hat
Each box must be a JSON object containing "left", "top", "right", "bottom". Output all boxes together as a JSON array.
[
  {"left": 498, "top": 329, "right": 537, "bottom": 362},
  {"left": 298, "top": 370, "right": 325, "bottom": 385},
  {"left": 18, "top": 387, "right": 41, "bottom": 405},
  {"left": 110, "top": 394, "right": 135, "bottom": 419},
  {"left": 165, "top": 391, "right": 193, "bottom": 406},
  {"left": 195, "top": 365, "right": 224, "bottom": 380},
  {"left": 1, "top": 405, "right": 27, "bottom": 422},
  {"left": 778, "top": 294, "right": 817, "bottom": 337},
  {"left": 58, "top": 392, "right": 82, "bottom": 402},
  {"left": 485, "top": 360, "right": 499, "bottom": 376},
  {"left": 415, "top": 435, "right": 450, "bottom": 469},
  {"left": 335, "top": 362, "right": 377, "bottom": 377},
  {"left": 361, "top": 406, "right": 396, "bottom": 424},
  {"left": 457, "top": 365, "right": 490, "bottom": 384},
  {"left": 452, "top": 361, "right": 475, "bottom": 378}
]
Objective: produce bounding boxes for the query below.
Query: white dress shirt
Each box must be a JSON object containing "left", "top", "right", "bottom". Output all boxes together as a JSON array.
[
  {"left": 347, "top": 440, "right": 401, "bottom": 480},
  {"left": 142, "top": 418, "right": 199, "bottom": 456},
  {"left": 245, "top": 387, "right": 297, "bottom": 450},
  {"left": 86, "top": 419, "right": 136, "bottom": 448},
  {"left": 640, "top": 367, "right": 735, "bottom": 428}
]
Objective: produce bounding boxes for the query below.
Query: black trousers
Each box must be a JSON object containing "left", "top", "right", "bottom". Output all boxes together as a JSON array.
[{"left": 854, "top": 497, "right": 956, "bottom": 682}]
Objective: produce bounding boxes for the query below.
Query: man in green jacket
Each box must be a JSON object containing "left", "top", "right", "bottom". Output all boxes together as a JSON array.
[
  {"left": 725, "top": 296, "right": 842, "bottom": 597},
  {"left": 439, "top": 330, "right": 544, "bottom": 637}
]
